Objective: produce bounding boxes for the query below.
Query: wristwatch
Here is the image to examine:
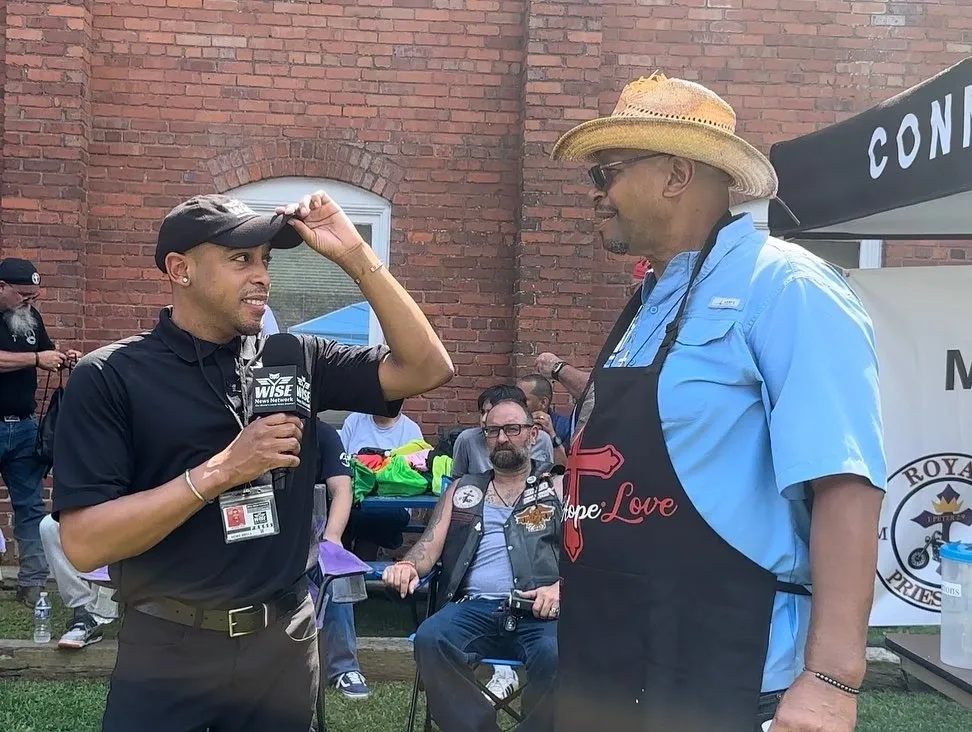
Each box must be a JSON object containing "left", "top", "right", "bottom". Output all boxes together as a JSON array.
[
  {"left": 552, "top": 435, "right": 564, "bottom": 449},
  {"left": 551, "top": 360, "right": 567, "bottom": 381}
]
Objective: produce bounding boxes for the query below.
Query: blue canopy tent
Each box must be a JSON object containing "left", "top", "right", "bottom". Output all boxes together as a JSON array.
[{"left": 288, "top": 301, "right": 370, "bottom": 346}]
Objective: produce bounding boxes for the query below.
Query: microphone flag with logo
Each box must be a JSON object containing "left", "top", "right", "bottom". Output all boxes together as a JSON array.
[{"left": 250, "top": 333, "right": 312, "bottom": 490}]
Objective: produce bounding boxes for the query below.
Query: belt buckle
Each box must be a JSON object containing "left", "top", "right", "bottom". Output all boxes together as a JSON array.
[
  {"left": 227, "top": 603, "right": 268, "bottom": 638},
  {"left": 3, "top": 416, "right": 20, "bottom": 423}
]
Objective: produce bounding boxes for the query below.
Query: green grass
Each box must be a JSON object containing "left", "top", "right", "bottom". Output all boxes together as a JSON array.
[
  {"left": 1, "top": 682, "right": 971, "bottom": 732},
  {"left": 3, "top": 591, "right": 971, "bottom": 730},
  {"left": 867, "top": 624, "right": 940, "bottom": 646}
]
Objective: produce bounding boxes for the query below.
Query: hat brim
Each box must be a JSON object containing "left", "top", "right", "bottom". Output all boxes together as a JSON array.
[
  {"left": 551, "top": 117, "right": 778, "bottom": 200},
  {"left": 210, "top": 213, "right": 304, "bottom": 251}
]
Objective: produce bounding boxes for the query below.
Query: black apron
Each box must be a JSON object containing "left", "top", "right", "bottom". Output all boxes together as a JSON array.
[{"left": 555, "top": 214, "right": 810, "bottom": 732}]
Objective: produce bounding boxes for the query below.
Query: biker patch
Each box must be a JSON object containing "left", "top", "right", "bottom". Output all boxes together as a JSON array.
[
  {"left": 513, "top": 503, "right": 555, "bottom": 533},
  {"left": 453, "top": 484, "right": 484, "bottom": 510},
  {"left": 522, "top": 478, "right": 557, "bottom": 505}
]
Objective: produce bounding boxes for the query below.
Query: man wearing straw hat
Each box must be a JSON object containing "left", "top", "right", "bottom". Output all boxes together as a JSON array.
[{"left": 549, "top": 73, "right": 885, "bottom": 732}]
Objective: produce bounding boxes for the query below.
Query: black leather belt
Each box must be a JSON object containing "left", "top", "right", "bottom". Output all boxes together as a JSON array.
[{"left": 131, "top": 580, "right": 308, "bottom": 638}]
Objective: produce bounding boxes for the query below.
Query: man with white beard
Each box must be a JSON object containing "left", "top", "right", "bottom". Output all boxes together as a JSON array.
[{"left": 0, "top": 258, "right": 79, "bottom": 606}]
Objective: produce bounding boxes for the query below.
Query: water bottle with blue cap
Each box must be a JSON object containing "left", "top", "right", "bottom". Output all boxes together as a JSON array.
[{"left": 940, "top": 541, "right": 972, "bottom": 669}]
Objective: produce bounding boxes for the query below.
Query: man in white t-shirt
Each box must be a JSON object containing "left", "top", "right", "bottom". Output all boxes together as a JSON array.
[
  {"left": 338, "top": 407, "right": 425, "bottom": 563},
  {"left": 339, "top": 411, "right": 423, "bottom": 454}
]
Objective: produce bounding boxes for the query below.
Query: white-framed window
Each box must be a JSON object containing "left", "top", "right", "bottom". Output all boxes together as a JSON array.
[
  {"left": 225, "top": 177, "right": 391, "bottom": 346},
  {"left": 732, "top": 200, "right": 883, "bottom": 270}
]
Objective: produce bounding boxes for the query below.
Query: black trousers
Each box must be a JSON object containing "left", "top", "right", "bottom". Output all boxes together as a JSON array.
[
  {"left": 102, "top": 594, "right": 319, "bottom": 732},
  {"left": 754, "top": 690, "right": 785, "bottom": 730}
]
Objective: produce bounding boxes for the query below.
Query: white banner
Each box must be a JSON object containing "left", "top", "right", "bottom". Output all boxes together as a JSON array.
[{"left": 848, "top": 266, "right": 972, "bottom": 626}]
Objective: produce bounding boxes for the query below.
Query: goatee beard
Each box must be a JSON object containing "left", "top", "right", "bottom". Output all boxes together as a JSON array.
[
  {"left": 491, "top": 446, "right": 529, "bottom": 471},
  {"left": 604, "top": 238, "right": 629, "bottom": 255},
  {"left": 3, "top": 306, "right": 37, "bottom": 338}
]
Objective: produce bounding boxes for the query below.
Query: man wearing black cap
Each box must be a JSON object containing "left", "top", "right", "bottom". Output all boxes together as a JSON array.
[
  {"left": 0, "top": 258, "right": 80, "bottom": 607},
  {"left": 52, "top": 191, "right": 454, "bottom": 732}
]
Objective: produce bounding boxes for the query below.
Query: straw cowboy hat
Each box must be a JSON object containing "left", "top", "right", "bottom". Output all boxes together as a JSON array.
[{"left": 551, "top": 72, "right": 778, "bottom": 200}]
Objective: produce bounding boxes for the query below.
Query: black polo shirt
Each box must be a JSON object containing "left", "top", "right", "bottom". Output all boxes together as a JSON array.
[
  {"left": 0, "top": 306, "right": 55, "bottom": 417},
  {"left": 52, "top": 307, "right": 400, "bottom": 609}
]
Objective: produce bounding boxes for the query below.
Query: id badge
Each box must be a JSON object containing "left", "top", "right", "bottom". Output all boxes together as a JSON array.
[{"left": 218, "top": 485, "right": 280, "bottom": 544}]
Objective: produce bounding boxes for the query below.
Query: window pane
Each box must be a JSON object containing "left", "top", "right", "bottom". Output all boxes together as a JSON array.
[
  {"left": 269, "top": 224, "right": 373, "bottom": 344},
  {"left": 796, "top": 240, "right": 860, "bottom": 270}
]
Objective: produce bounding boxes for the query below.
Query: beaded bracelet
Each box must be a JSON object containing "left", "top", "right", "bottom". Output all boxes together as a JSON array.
[{"left": 812, "top": 671, "right": 860, "bottom": 696}]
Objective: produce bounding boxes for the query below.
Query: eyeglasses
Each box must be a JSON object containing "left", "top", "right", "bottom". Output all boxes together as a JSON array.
[
  {"left": 483, "top": 423, "right": 533, "bottom": 439},
  {"left": 588, "top": 153, "right": 667, "bottom": 191}
]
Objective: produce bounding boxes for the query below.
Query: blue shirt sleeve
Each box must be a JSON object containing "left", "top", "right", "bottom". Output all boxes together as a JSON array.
[
  {"left": 317, "top": 419, "right": 352, "bottom": 483},
  {"left": 748, "top": 269, "right": 886, "bottom": 499}
]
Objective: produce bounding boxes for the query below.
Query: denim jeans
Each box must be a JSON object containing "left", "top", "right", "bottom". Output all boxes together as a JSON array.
[
  {"left": 413, "top": 598, "right": 558, "bottom": 732},
  {"left": 0, "top": 418, "right": 49, "bottom": 587},
  {"left": 321, "top": 581, "right": 362, "bottom": 683}
]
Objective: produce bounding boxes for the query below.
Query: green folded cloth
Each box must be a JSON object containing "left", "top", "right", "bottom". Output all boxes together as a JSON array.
[{"left": 375, "top": 454, "right": 430, "bottom": 497}]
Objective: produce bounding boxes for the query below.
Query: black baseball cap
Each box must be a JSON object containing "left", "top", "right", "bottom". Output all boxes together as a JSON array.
[
  {"left": 0, "top": 258, "right": 40, "bottom": 286},
  {"left": 155, "top": 194, "right": 304, "bottom": 272}
]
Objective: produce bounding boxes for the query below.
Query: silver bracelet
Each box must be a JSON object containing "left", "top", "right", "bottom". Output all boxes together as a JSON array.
[{"left": 184, "top": 469, "right": 210, "bottom": 504}]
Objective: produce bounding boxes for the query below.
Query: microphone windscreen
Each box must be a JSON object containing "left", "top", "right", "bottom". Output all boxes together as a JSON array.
[{"left": 261, "top": 332, "right": 304, "bottom": 368}]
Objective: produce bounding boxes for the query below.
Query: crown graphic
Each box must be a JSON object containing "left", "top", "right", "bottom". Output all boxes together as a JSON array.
[{"left": 933, "top": 485, "right": 963, "bottom": 514}]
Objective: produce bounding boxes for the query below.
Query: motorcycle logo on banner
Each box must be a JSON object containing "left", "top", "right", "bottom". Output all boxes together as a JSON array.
[{"left": 877, "top": 453, "right": 972, "bottom": 614}]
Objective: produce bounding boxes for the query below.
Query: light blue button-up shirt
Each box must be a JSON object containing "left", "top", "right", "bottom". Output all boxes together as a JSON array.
[{"left": 603, "top": 213, "right": 886, "bottom": 692}]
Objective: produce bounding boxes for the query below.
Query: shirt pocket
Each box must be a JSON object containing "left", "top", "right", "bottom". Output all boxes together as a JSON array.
[{"left": 662, "top": 318, "right": 759, "bottom": 425}]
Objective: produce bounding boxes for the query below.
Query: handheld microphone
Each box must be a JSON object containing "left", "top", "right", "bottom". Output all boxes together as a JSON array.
[{"left": 250, "top": 333, "right": 312, "bottom": 491}]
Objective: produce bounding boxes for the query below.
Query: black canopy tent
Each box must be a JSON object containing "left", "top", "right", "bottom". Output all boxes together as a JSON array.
[{"left": 768, "top": 57, "right": 972, "bottom": 240}]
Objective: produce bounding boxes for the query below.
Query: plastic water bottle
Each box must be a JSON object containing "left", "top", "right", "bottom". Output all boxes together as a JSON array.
[{"left": 33, "top": 591, "right": 52, "bottom": 644}]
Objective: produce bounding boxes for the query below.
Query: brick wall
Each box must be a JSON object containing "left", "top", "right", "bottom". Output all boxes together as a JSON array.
[{"left": 1, "top": 0, "right": 970, "bottom": 558}]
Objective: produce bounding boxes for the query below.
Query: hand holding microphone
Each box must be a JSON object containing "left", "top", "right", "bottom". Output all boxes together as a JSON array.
[
  {"left": 248, "top": 333, "right": 312, "bottom": 491},
  {"left": 205, "top": 333, "right": 311, "bottom": 494},
  {"left": 215, "top": 414, "right": 304, "bottom": 490}
]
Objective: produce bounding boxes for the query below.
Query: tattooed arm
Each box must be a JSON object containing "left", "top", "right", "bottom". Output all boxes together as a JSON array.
[{"left": 382, "top": 481, "right": 456, "bottom": 596}]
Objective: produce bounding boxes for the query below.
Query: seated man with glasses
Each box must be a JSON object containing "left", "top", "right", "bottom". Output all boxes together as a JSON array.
[
  {"left": 383, "top": 399, "right": 563, "bottom": 732},
  {"left": 451, "top": 384, "right": 559, "bottom": 478}
]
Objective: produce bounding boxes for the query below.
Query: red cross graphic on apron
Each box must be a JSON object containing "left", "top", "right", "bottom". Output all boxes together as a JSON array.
[{"left": 563, "top": 433, "right": 624, "bottom": 562}]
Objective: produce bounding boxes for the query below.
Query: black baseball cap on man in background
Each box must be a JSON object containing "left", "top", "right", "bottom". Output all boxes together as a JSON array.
[
  {"left": 155, "top": 194, "right": 304, "bottom": 272},
  {"left": 0, "top": 258, "right": 41, "bottom": 286}
]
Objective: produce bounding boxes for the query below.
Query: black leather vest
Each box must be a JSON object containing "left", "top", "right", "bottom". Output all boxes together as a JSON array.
[{"left": 437, "top": 461, "right": 563, "bottom": 609}]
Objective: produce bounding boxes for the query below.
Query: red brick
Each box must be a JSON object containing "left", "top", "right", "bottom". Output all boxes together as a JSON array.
[{"left": 0, "top": 0, "right": 968, "bottom": 536}]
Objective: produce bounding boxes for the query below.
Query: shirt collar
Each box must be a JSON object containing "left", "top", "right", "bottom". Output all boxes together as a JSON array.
[
  {"left": 641, "top": 213, "right": 757, "bottom": 303},
  {"left": 155, "top": 306, "right": 245, "bottom": 363}
]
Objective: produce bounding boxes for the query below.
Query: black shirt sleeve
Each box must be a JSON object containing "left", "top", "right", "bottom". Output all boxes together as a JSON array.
[
  {"left": 317, "top": 419, "right": 353, "bottom": 483},
  {"left": 34, "top": 310, "right": 55, "bottom": 352},
  {"left": 52, "top": 354, "right": 134, "bottom": 518},
  {"left": 306, "top": 337, "right": 403, "bottom": 417}
]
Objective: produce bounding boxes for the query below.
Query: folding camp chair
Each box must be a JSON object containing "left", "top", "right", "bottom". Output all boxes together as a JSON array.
[
  {"left": 406, "top": 639, "right": 527, "bottom": 732},
  {"left": 405, "top": 574, "right": 528, "bottom": 732},
  {"left": 309, "top": 539, "right": 372, "bottom": 732}
]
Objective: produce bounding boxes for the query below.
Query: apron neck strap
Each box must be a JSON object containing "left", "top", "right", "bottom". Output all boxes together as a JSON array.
[{"left": 652, "top": 211, "right": 736, "bottom": 365}]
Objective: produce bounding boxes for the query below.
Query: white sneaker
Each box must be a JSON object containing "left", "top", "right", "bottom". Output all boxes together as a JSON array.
[{"left": 484, "top": 665, "right": 519, "bottom": 705}]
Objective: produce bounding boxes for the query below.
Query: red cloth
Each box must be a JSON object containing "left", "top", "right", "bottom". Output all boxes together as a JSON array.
[
  {"left": 632, "top": 257, "right": 652, "bottom": 280},
  {"left": 355, "top": 453, "right": 387, "bottom": 471}
]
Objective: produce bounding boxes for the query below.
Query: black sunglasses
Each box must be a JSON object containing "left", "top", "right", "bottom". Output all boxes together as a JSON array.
[
  {"left": 483, "top": 423, "right": 533, "bottom": 439},
  {"left": 588, "top": 153, "right": 667, "bottom": 191}
]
